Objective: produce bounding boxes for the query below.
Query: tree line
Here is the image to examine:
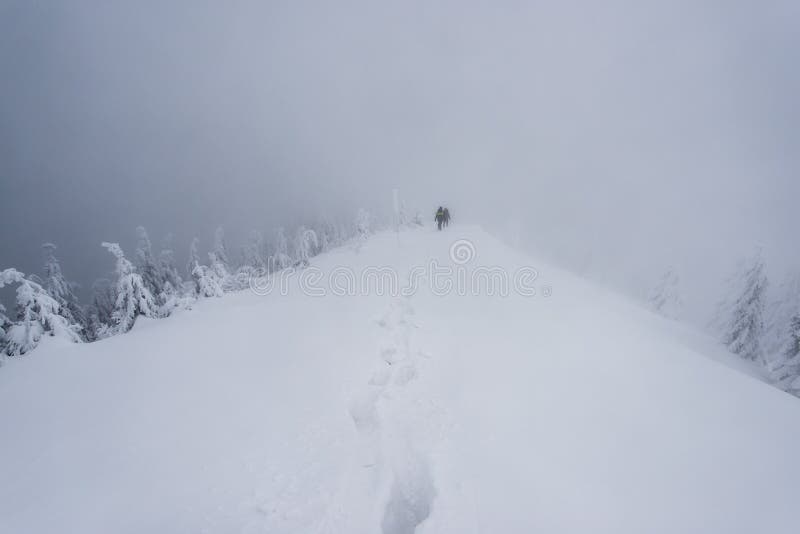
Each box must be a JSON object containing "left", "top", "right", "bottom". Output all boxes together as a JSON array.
[
  {"left": 0, "top": 209, "right": 381, "bottom": 359},
  {"left": 649, "top": 251, "right": 800, "bottom": 397}
]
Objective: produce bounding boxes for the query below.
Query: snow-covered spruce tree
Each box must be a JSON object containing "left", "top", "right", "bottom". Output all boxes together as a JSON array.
[
  {"left": 241, "top": 230, "right": 266, "bottom": 272},
  {"left": 648, "top": 268, "right": 683, "bottom": 320},
  {"left": 153, "top": 233, "right": 189, "bottom": 316},
  {"left": 398, "top": 201, "right": 409, "bottom": 227},
  {"left": 186, "top": 237, "right": 223, "bottom": 298},
  {"left": 157, "top": 277, "right": 194, "bottom": 315},
  {"left": 191, "top": 238, "right": 226, "bottom": 296},
  {"left": 210, "top": 226, "right": 231, "bottom": 276},
  {"left": 320, "top": 217, "right": 350, "bottom": 250},
  {"left": 86, "top": 278, "right": 116, "bottom": 340},
  {"left": 292, "top": 227, "right": 319, "bottom": 267},
  {"left": 0, "top": 303, "right": 10, "bottom": 357},
  {"left": 41, "top": 243, "right": 87, "bottom": 337},
  {"left": 271, "top": 227, "right": 292, "bottom": 271},
  {"left": 721, "top": 252, "right": 768, "bottom": 362},
  {"left": 335, "top": 220, "right": 353, "bottom": 244},
  {"left": 187, "top": 237, "right": 202, "bottom": 280},
  {"left": 1, "top": 268, "right": 82, "bottom": 356},
  {"left": 192, "top": 263, "right": 224, "bottom": 298},
  {"left": 211, "top": 251, "right": 247, "bottom": 291},
  {"left": 135, "top": 226, "right": 166, "bottom": 300},
  {"left": 233, "top": 230, "right": 266, "bottom": 293},
  {"left": 763, "top": 273, "right": 800, "bottom": 368},
  {"left": 209, "top": 226, "right": 241, "bottom": 290},
  {"left": 773, "top": 314, "right": 800, "bottom": 394},
  {"left": 312, "top": 219, "right": 333, "bottom": 253},
  {"left": 787, "top": 315, "right": 800, "bottom": 360},
  {"left": 356, "top": 209, "right": 371, "bottom": 240},
  {"left": 102, "top": 242, "right": 157, "bottom": 334},
  {"left": 158, "top": 233, "right": 183, "bottom": 292},
  {"left": 318, "top": 224, "right": 330, "bottom": 253},
  {"left": 331, "top": 218, "right": 351, "bottom": 247}
]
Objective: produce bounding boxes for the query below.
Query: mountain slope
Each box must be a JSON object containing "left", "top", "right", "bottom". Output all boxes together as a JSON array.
[{"left": 1, "top": 225, "right": 798, "bottom": 534}]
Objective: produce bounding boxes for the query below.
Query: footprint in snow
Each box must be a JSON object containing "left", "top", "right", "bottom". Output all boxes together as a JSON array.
[
  {"left": 381, "top": 451, "right": 436, "bottom": 534},
  {"left": 348, "top": 388, "right": 381, "bottom": 434},
  {"left": 369, "top": 364, "right": 393, "bottom": 386},
  {"left": 381, "top": 345, "right": 402, "bottom": 364},
  {"left": 392, "top": 365, "right": 417, "bottom": 387}
]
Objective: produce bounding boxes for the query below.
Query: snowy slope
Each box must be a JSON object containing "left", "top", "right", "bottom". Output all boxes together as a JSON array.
[{"left": 1, "top": 225, "right": 799, "bottom": 534}]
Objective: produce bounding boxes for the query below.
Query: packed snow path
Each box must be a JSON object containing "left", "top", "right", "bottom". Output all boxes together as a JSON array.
[{"left": 2, "top": 225, "right": 800, "bottom": 533}]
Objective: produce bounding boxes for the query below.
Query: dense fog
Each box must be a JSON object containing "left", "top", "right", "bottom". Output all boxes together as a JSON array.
[{"left": 2, "top": 0, "right": 798, "bottom": 324}]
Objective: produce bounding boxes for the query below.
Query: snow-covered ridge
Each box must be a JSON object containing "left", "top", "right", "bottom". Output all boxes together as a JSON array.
[{"left": 1, "top": 225, "right": 799, "bottom": 534}]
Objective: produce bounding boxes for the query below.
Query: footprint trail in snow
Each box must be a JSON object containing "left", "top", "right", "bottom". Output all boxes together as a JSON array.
[{"left": 342, "top": 297, "right": 439, "bottom": 533}]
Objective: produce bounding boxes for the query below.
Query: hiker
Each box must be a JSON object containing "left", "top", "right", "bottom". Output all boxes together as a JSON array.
[
  {"left": 443, "top": 207, "right": 451, "bottom": 227},
  {"left": 435, "top": 206, "right": 445, "bottom": 230}
]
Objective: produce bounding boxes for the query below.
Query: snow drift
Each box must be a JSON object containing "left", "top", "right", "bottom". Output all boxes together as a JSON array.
[{"left": 1, "top": 225, "right": 799, "bottom": 534}]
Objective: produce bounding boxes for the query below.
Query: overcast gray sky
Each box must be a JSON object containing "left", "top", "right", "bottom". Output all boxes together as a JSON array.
[{"left": 1, "top": 0, "right": 798, "bottom": 323}]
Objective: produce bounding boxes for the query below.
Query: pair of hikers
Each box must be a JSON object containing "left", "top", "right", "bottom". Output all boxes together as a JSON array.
[{"left": 435, "top": 206, "right": 451, "bottom": 230}]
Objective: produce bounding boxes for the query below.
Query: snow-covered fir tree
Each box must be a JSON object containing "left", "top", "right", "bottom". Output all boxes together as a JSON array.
[
  {"left": 211, "top": 251, "right": 246, "bottom": 291},
  {"left": 192, "top": 263, "right": 224, "bottom": 298},
  {"left": 271, "top": 227, "right": 292, "bottom": 271},
  {"left": 648, "top": 267, "right": 683, "bottom": 320},
  {"left": 720, "top": 252, "right": 768, "bottom": 362},
  {"left": 293, "top": 227, "right": 319, "bottom": 267},
  {"left": 185, "top": 237, "right": 221, "bottom": 297},
  {"left": 41, "top": 243, "right": 87, "bottom": 337},
  {"left": 318, "top": 224, "right": 330, "bottom": 253},
  {"left": 208, "top": 227, "right": 240, "bottom": 291},
  {"left": 156, "top": 277, "right": 193, "bottom": 316},
  {"left": 312, "top": 219, "right": 335, "bottom": 253},
  {"left": 158, "top": 233, "right": 183, "bottom": 292},
  {"left": 102, "top": 242, "right": 157, "bottom": 333},
  {"left": 398, "top": 201, "right": 409, "bottom": 226},
  {"left": 356, "top": 209, "right": 371, "bottom": 240},
  {"left": 187, "top": 237, "right": 202, "bottom": 280},
  {"left": 210, "top": 226, "right": 231, "bottom": 276},
  {"left": 773, "top": 313, "right": 800, "bottom": 394},
  {"left": 329, "top": 219, "right": 350, "bottom": 249},
  {"left": 763, "top": 272, "right": 800, "bottom": 368},
  {"left": 0, "top": 303, "right": 10, "bottom": 357},
  {"left": 241, "top": 230, "right": 266, "bottom": 272},
  {"left": 135, "top": 226, "right": 165, "bottom": 300},
  {"left": 152, "top": 234, "right": 188, "bottom": 316},
  {"left": 1, "top": 268, "right": 82, "bottom": 356},
  {"left": 86, "top": 278, "right": 115, "bottom": 340},
  {"left": 788, "top": 314, "right": 800, "bottom": 360}
]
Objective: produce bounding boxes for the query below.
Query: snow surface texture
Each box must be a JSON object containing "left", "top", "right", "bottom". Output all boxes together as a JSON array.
[{"left": 1, "top": 225, "right": 799, "bottom": 533}]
